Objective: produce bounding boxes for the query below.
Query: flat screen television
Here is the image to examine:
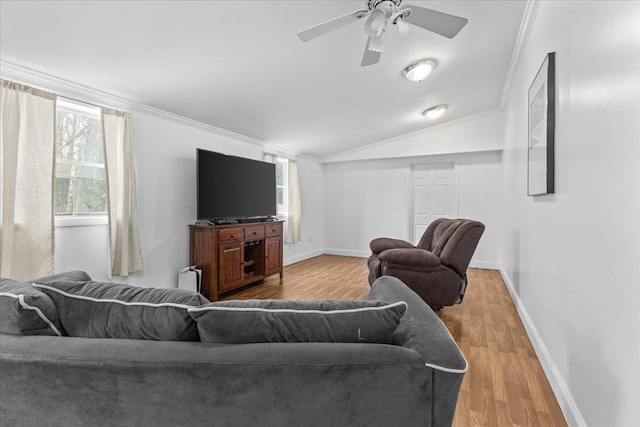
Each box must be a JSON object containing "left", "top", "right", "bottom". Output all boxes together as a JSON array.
[{"left": 196, "top": 149, "right": 276, "bottom": 222}]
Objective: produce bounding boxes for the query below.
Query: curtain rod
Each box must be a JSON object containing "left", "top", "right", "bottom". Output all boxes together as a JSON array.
[
  {"left": 58, "top": 95, "right": 127, "bottom": 117},
  {"left": 58, "top": 94, "right": 108, "bottom": 110},
  {"left": 2, "top": 76, "right": 116, "bottom": 111}
]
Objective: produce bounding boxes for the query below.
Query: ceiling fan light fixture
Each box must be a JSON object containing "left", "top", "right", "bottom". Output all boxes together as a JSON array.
[
  {"left": 395, "top": 17, "right": 410, "bottom": 35},
  {"left": 403, "top": 59, "right": 437, "bottom": 82},
  {"left": 364, "top": 9, "right": 387, "bottom": 37},
  {"left": 423, "top": 105, "right": 448, "bottom": 120}
]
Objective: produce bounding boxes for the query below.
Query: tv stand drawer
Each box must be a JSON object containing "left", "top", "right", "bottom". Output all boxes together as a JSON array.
[
  {"left": 218, "top": 227, "right": 244, "bottom": 244},
  {"left": 265, "top": 223, "right": 283, "bottom": 237},
  {"left": 245, "top": 225, "right": 265, "bottom": 240}
]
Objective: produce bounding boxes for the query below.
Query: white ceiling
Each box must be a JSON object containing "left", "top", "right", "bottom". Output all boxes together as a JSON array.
[{"left": 0, "top": 0, "right": 527, "bottom": 158}]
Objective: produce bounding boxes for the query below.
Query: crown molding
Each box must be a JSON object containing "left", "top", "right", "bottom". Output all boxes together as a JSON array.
[
  {"left": 0, "top": 59, "right": 314, "bottom": 162},
  {"left": 499, "top": 0, "right": 541, "bottom": 107}
]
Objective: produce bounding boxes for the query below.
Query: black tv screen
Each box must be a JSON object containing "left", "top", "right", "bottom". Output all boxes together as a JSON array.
[{"left": 197, "top": 149, "right": 277, "bottom": 220}]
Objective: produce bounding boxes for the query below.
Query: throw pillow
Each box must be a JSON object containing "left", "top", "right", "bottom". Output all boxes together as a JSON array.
[
  {"left": 0, "top": 278, "right": 63, "bottom": 336},
  {"left": 34, "top": 280, "right": 209, "bottom": 341},
  {"left": 189, "top": 299, "right": 407, "bottom": 344}
]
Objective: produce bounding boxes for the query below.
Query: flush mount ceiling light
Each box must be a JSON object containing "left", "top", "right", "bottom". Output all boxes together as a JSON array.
[
  {"left": 423, "top": 105, "right": 448, "bottom": 119},
  {"left": 403, "top": 59, "right": 437, "bottom": 82}
]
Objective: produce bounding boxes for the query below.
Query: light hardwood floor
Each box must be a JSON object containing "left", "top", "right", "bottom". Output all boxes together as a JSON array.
[{"left": 220, "top": 254, "right": 567, "bottom": 427}]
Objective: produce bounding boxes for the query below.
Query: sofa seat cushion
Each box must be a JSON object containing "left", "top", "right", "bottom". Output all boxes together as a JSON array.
[
  {"left": 189, "top": 299, "right": 407, "bottom": 344},
  {"left": 0, "top": 278, "right": 63, "bottom": 336},
  {"left": 34, "top": 281, "right": 208, "bottom": 341}
]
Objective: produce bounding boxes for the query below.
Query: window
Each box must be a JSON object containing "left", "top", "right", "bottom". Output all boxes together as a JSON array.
[
  {"left": 54, "top": 99, "right": 106, "bottom": 216},
  {"left": 276, "top": 157, "right": 288, "bottom": 218}
]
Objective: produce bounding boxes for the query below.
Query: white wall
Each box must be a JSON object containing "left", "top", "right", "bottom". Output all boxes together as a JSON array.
[
  {"left": 324, "top": 150, "right": 502, "bottom": 268},
  {"left": 54, "top": 222, "right": 110, "bottom": 278},
  {"left": 284, "top": 158, "right": 325, "bottom": 264},
  {"left": 121, "top": 111, "right": 265, "bottom": 288},
  {"left": 500, "top": 1, "right": 640, "bottom": 426}
]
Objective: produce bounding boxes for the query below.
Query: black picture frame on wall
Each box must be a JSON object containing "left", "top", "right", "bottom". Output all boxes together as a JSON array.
[{"left": 527, "top": 52, "right": 555, "bottom": 196}]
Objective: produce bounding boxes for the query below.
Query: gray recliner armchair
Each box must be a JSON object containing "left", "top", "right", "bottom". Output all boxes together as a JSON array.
[{"left": 368, "top": 218, "right": 485, "bottom": 309}]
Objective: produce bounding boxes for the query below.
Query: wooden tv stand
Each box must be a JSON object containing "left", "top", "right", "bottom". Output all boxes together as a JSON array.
[{"left": 189, "top": 221, "right": 284, "bottom": 301}]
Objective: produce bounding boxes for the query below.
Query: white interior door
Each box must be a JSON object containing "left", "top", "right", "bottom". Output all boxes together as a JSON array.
[{"left": 413, "top": 163, "right": 458, "bottom": 244}]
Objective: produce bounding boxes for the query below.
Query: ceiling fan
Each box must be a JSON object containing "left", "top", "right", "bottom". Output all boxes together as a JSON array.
[{"left": 297, "top": 0, "right": 468, "bottom": 67}]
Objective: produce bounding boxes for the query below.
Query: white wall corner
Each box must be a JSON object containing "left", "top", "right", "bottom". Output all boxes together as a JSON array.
[
  {"left": 499, "top": 268, "right": 587, "bottom": 427},
  {"left": 499, "top": 0, "right": 542, "bottom": 107}
]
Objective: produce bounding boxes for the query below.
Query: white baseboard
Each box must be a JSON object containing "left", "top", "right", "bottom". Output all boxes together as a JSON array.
[
  {"left": 499, "top": 268, "right": 586, "bottom": 427},
  {"left": 469, "top": 260, "right": 500, "bottom": 270},
  {"left": 283, "top": 249, "right": 324, "bottom": 266},
  {"left": 323, "top": 248, "right": 370, "bottom": 258}
]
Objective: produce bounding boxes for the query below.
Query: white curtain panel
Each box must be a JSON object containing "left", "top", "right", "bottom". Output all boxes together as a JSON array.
[
  {"left": 0, "top": 80, "right": 56, "bottom": 280},
  {"left": 263, "top": 152, "right": 277, "bottom": 164},
  {"left": 286, "top": 159, "right": 301, "bottom": 244},
  {"left": 101, "top": 108, "right": 143, "bottom": 277}
]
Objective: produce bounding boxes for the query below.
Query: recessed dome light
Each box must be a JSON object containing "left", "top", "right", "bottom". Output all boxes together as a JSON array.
[
  {"left": 403, "top": 59, "right": 437, "bottom": 82},
  {"left": 423, "top": 105, "right": 448, "bottom": 120}
]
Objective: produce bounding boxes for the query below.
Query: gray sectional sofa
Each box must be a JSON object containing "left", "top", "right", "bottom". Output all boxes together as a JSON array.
[{"left": 0, "top": 272, "right": 467, "bottom": 427}]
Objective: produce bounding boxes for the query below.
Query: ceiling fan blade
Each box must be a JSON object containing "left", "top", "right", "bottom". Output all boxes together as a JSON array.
[
  {"left": 404, "top": 4, "right": 468, "bottom": 39},
  {"left": 361, "top": 39, "right": 381, "bottom": 67},
  {"left": 297, "top": 10, "right": 363, "bottom": 42}
]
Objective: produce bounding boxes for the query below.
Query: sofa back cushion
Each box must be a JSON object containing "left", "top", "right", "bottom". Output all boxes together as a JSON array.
[
  {"left": 416, "top": 218, "right": 485, "bottom": 276},
  {"left": 34, "top": 281, "right": 208, "bottom": 341},
  {"left": 0, "top": 278, "right": 63, "bottom": 336},
  {"left": 189, "top": 299, "right": 407, "bottom": 344},
  {"left": 31, "top": 270, "right": 92, "bottom": 284}
]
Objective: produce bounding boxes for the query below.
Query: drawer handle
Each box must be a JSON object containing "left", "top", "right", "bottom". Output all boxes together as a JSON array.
[
  {"left": 230, "top": 235, "right": 235, "bottom": 238},
  {"left": 253, "top": 232, "right": 257, "bottom": 235}
]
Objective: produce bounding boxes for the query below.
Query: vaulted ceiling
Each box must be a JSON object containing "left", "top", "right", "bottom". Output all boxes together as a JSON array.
[{"left": 0, "top": 1, "right": 527, "bottom": 158}]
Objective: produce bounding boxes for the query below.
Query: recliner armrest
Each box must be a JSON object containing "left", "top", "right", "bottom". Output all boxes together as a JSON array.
[
  {"left": 369, "top": 238, "right": 415, "bottom": 254},
  {"left": 378, "top": 248, "right": 442, "bottom": 269}
]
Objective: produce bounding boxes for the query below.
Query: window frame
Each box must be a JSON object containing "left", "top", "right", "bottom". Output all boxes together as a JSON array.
[
  {"left": 276, "top": 157, "right": 289, "bottom": 220},
  {"left": 54, "top": 98, "right": 108, "bottom": 227}
]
